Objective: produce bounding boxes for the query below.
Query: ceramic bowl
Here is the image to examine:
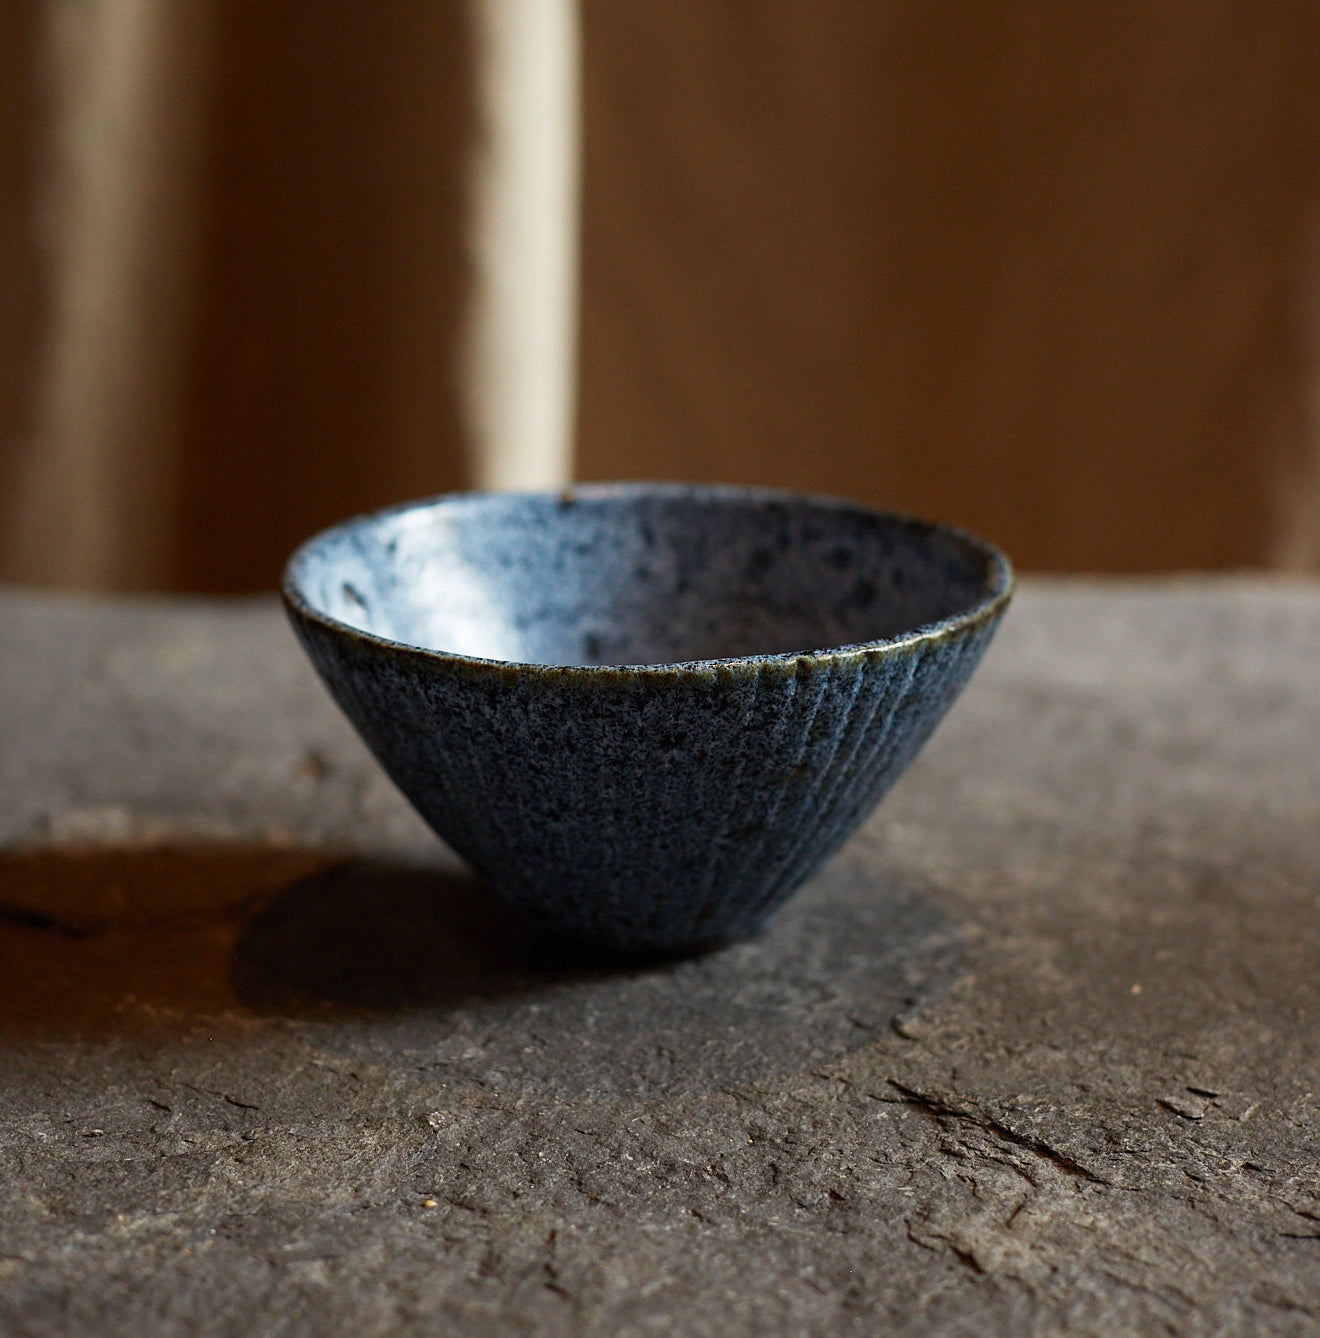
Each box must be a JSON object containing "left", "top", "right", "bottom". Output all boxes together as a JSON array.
[{"left": 282, "top": 484, "right": 1012, "bottom": 956}]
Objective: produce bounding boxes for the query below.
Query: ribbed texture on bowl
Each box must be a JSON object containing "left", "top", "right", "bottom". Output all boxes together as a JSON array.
[{"left": 286, "top": 612, "right": 1001, "bottom": 953}]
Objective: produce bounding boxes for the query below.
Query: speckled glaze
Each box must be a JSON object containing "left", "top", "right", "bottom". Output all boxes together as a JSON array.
[{"left": 283, "top": 484, "right": 1013, "bottom": 955}]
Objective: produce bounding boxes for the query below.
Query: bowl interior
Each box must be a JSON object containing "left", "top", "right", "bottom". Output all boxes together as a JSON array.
[{"left": 287, "top": 488, "right": 1005, "bottom": 668}]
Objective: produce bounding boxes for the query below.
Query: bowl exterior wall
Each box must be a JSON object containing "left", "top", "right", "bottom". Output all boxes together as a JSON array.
[{"left": 286, "top": 609, "right": 1002, "bottom": 953}]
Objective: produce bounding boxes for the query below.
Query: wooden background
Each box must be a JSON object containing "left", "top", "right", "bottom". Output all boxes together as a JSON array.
[{"left": 2, "top": 1, "right": 1319, "bottom": 591}]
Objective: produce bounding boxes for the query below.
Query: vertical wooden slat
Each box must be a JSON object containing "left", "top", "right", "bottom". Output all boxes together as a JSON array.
[
  {"left": 0, "top": 2, "right": 45, "bottom": 469},
  {"left": 0, "top": 0, "right": 212, "bottom": 590},
  {"left": 174, "top": 3, "right": 474, "bottom": 593},
  {"left": 463, "top": 0, "right": 580, "bottom": 491}
]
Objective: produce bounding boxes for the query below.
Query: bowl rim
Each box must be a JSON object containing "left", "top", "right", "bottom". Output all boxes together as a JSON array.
[{"left": 281, "top": 482, "right": 1015, "bottom": 680}]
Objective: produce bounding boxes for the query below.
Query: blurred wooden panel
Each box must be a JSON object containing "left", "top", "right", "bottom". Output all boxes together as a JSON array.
[
  {"left": 576, "top": 2, "right": 1320, "bottom": 570},
  {"left": 0, "top": 0, "right": 211, "bottom": 589},
  {"left": 5, "top": 0, "right": 1320, "bottom": 590},
  {"left": 174, "top": 2, "right": 474, "bottom": 593}
]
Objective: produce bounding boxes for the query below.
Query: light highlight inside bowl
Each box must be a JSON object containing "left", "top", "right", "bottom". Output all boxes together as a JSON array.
[{"left": 288, "top": 487, "right": 1005, "bottom": 668}]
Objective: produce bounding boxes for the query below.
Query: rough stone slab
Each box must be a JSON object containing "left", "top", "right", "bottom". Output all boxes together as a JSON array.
[{"left": 1, "top": 579, "right": 1319, "bottom": 1336}]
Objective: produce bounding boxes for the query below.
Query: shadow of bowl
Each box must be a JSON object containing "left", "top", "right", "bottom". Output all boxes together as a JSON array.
[
  {"left": 0, "top": 845, "right": 963, "bottom": 1092},
  {"left": 227, "top": 860, "right": 600, "bottom": 1013},
  {"left": 228, "top": 853, "right": 963, "bottom": 1095}
]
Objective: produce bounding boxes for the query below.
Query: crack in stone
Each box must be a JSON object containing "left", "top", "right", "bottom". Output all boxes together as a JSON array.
[
  {"left": 886, "top": 1080, "right": 1110, "bottom": 1185},
  {"left": 182, "top": 1082, "right": 260, "bottom": 1113}
]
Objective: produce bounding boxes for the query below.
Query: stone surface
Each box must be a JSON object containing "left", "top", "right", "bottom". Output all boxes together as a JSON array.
[{"left": 1, "top": 579, "right": 1319, "bottom": 1335}]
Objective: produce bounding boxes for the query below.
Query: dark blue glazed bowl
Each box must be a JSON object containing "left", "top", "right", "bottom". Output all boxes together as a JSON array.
[{"left": 283, "top": 484, "right": 1012, "bottom": 956}]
